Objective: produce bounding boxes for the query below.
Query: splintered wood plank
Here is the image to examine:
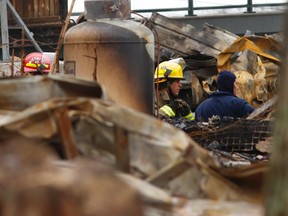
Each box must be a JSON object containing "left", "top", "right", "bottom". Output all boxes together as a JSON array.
[
  {"left": 149, "top": 12, "right": 230, "bottom": 58},
  {"left": 146, "top": 158, "right": 191, "bottom": 187},
  {"left": 247, "top": 96, "right": 277, "bottom": 120}
]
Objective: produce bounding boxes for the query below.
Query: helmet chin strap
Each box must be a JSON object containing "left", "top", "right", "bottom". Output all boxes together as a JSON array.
[
  {"left": 166, "top": 81, "right": 175, "bottom": 98},
  {"left": 166, "top": 79, "right": 171, "bottom": 90}
]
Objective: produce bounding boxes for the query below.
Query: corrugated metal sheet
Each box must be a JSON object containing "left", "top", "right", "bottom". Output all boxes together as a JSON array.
[
  {"left": 7, "top": 0, "right": 69, "bottom": 53},
  {"left": 9, "top": 0, "right": 67, "bottom": 23}
]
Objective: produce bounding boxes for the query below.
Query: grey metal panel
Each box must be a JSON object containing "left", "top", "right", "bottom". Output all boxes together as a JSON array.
[
  {"left": 1, "top": 0, "right": 10, "bottom": 61},
  {"left": 173, "top": 12, "right": 285, "bottom": 35}
]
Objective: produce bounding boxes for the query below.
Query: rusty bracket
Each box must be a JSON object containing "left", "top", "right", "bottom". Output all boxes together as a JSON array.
[
  {"left": 54, "top": 108, "right": 78, "bottom": 159},
  {"left": 114, "top": 126, "right": 130, "bottom": 173}
]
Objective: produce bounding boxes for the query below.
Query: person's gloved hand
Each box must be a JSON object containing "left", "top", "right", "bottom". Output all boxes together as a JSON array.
[
  {"left": 167, "top": 100, "right": 177, "bottom": 111},
  {"left": 171, "top": 99, "right": 191, "bottom": 117}
]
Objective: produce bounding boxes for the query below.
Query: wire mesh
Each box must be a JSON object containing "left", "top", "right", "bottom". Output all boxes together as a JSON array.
[{"left": 189, "top": 117, "right": 272, "bottom": 152}]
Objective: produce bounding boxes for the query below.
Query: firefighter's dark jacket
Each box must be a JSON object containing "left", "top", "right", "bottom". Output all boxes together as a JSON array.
[
  {"left": 154, "top": 91, "right": 194, "bottom": 120},
  {"left": 195, "top": 91, "right": 255, "bottom": 122}
]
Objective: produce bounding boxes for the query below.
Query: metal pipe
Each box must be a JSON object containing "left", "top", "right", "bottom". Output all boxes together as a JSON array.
[
  {"left": 247, "top": 0, "right": 254, "bottom": 13},
  {"left": 188, "top": 0, "right": 194, "bottom": 16},
  {"left": 71, "top": 2, "right": 287, "bottom": 17}
]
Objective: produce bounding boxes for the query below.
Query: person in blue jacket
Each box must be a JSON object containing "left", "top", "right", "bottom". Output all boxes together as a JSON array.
[{"left": 195, "top": 70, "right": 255, "bottom": 122}]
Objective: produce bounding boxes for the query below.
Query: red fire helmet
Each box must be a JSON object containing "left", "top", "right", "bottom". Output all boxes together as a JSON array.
[{"left": 23, "top": 52, "right": 51, "bottom": 73}]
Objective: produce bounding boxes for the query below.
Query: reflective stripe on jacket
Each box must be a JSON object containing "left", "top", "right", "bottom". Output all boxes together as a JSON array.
[
  {"left": 160, "top": 105, "right": 175, "bottom": 117},
  {"left": 183, "top": 112, "right": 195, "bottom": 121},
  {"left": 160, "top": 105, "right": 195, "bottom": 121}
]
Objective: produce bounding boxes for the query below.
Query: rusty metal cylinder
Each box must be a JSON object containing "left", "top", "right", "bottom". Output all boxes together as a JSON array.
[{"left": 63, "top": 0, "right": 154, "bottom": 114}]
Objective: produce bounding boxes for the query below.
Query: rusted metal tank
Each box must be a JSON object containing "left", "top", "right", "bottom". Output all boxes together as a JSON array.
[{"left": 63, "top": 0, "right": 154, "bottom": 115}]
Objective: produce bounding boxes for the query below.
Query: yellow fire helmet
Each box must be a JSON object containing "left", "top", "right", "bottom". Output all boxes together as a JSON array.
[{"left": 154, "top": 61, "right": 185, "bottom": 84}]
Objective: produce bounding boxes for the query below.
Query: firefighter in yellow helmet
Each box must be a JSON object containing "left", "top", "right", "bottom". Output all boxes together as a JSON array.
[{"left": 154, "top": 59, "right": 194, "bottom": 121}]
